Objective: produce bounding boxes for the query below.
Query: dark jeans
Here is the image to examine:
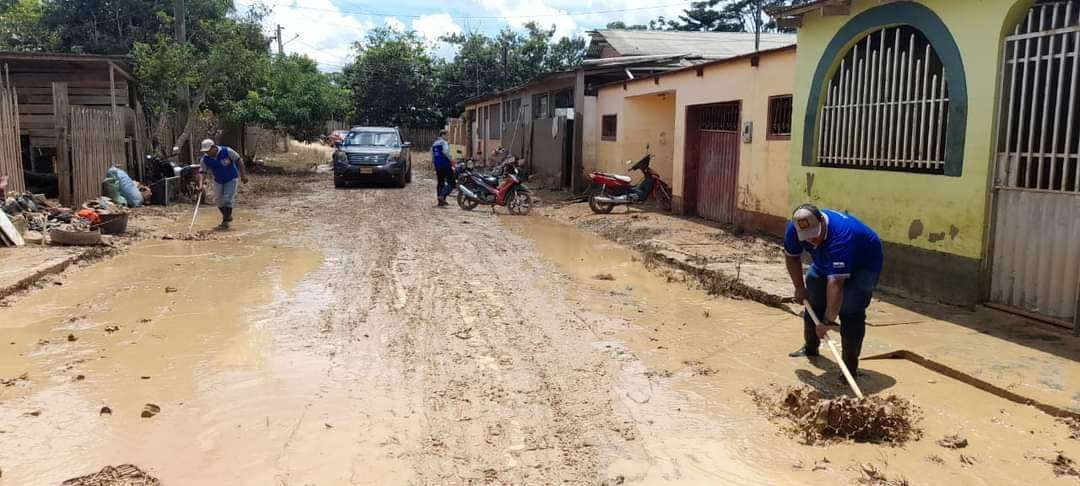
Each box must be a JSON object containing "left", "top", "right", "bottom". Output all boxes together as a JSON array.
[
  {"left": 803, "top": 266, "right": 879, "bottom": 374},
  {"left": 436, "top": 166, "right": 455, "bottom": 200}
]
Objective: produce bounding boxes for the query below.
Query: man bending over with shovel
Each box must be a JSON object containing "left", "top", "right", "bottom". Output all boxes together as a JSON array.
[
  {"left": 784, "top": 204, "right": 883, "bottom": 383},
  {"left": 196, "top": 139, "right": 248, "bottom": 230}
]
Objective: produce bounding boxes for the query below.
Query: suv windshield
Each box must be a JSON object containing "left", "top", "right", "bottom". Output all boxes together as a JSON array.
[{"left": 344, "top": 131, "right": 399, "bottom": 147}]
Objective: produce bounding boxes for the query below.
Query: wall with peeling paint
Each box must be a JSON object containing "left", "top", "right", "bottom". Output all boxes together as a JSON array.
[
  {"left": 788, "top": 0, "right": 1035, "bottom": 264},
  {"left": 588, "top": 47, "right": 797, "bottom": 231}
]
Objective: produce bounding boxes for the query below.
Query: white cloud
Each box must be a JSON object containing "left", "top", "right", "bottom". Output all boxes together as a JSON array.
[
  {"left": 384, "top": 17, "right": 407, "bottom": 32},
  {"left": 237, "top": 0, "right": 371, "bottom": 72},
  {"left": 412, "top": 14, "right": 463, "bottom": 59},
  {"left": 476, "top": 0, "right": 578, "bottom": 39}
]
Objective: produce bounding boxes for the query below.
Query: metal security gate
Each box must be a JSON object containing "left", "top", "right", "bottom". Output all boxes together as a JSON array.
[
  {"left": 690, "top": 102, "right": 740, "bottom": 223},
  {"left": 990, "top": 0, "right": 1080, "bottom": 331}
]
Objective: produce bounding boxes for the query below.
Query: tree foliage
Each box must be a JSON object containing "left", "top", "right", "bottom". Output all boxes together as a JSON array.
[
  {"left": 652, "top": 0, "right": 812, "bottom": 33},
  {"left": 0, "top": 0, "right": 58, "bottom": 51},
  {"left": 232, "top": 54, "right": 350, "bottom": 141},
  {"left": 344, "top": 27, "right": 442, "bottom": 128}
]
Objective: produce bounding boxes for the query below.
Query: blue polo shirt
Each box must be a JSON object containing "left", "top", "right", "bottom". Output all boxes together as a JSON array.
[
  {"left": 783, "top": 209, "right": 883, "bottom": 279},
  {"left": 200, "top": 146, "right": 241, "bottom": 184}
]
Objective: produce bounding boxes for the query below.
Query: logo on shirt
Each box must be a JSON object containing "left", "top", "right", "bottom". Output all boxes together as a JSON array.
[{"left": 832, "top": 262, "right": 846, "bottom": 268}]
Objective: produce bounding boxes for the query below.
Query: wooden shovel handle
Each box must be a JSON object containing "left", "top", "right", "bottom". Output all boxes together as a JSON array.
[{"left": 803, "top": 300, "right": 864, "bottom": 398}]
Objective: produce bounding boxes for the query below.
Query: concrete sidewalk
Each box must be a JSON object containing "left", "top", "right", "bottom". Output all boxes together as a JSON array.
[
  {"left": 539, "top": 198, "right": 1080, "bottom": 415},
  {"left": 0, "top": 246, "right": 89, "bottom": 301}
]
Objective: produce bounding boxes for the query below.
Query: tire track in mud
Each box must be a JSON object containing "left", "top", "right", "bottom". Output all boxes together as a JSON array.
[{"left": 282, "top": 176, "right": 640, "bottom": 484}]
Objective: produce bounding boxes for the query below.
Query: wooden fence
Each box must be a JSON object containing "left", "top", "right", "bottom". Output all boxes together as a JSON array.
[
  {"left": 0, "top": 71, "right": 23, "bottom": 194},
  {"left": 70, "top": 106, "right": 124, "bottom": 205},
  {"left": 401, "top": 127, "right": 440, "bottom": 149}
]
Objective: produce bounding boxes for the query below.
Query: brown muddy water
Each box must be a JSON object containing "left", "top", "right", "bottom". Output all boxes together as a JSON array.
[
  {"left": 505, "top": 215, "right": 1080, "bottom": 485},
  {"left": 0, "top": 212, "right": 324, "bottom": 484},
  {"left": 0, "top": 191, "right": 1077, "bottom": 485}
]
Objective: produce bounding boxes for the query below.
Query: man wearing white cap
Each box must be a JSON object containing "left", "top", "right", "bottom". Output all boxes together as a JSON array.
[
  {"left": 196, "top": 139, "right": 247, "bottom": 230},
  {"left": 783, "top": 204, "right": 883, "bottom": 382}
]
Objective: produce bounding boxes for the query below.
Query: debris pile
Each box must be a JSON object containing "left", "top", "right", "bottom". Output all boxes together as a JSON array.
[
  {"left": 61, "top": 464, "right": 160, "bottom": 486},
  {"left": 747, "top": 385, "right": 923, "bottom": 445},
  {"left": 2, "top": 192, "right": 130, "bottom": 247},
  {"left": 1050, "top": 453, "right": 1079, "bottom": 478}
]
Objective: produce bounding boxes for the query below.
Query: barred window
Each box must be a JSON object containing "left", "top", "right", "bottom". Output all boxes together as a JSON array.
[
  {"left": 602, "top": 115, "right": 617, "bottom": 141},
  {"left": 768, "top": 95, "right": 793, "bottom": 140},
  {"left": 818, "top": 25, "right": 950, "bottom": 173},
  {"left": 699, "top": 102, "right": 740, "bottom": 132}
]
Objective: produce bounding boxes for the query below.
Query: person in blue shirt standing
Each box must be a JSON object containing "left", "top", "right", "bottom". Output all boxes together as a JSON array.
[
  {"left": 783, "top": 204, "right": 883, "bottom": 382},
  {"left": 432, "top": 130, "right": 455, "bottom": 207},
  {"left": 196, "top": 138, "right": 248, "bottom": 230}
]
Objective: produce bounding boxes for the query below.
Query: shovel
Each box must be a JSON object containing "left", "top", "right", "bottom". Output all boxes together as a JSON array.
[
  {"left": 803, "top": 300, "right": 864, "bottom": 398},
  {"left": 188, "top": 191, "right": 202, "bottom": 234}
]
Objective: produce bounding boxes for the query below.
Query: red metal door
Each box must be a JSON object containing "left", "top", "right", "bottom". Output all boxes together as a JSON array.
[{"left": 692, "top": 103, "right": 740, "bottom": 224}]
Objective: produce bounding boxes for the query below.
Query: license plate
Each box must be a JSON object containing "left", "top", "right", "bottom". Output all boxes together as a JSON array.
[{"left": 359, "top": 167, "right": 374, "bottom": 174}]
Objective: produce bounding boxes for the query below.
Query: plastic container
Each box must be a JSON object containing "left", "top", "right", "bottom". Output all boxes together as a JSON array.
[{"left": 96, "top": 213, "right": 128, "bottom": 235}]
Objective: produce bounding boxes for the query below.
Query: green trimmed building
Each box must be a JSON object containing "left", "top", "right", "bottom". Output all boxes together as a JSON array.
[{"left": 772, "top": 0, "right": 1079, "bottom": 331}]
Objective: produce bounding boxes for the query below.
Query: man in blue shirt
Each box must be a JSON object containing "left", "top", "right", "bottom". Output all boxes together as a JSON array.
[
  {"left": 432, "top": 130, "right": 455, "bottom": 206},
  {"left": 196, "top": 138, "right": 248, "bottom": 230},
  {"left": 783, "top": 204, "right": 883, "bottom": 381}
]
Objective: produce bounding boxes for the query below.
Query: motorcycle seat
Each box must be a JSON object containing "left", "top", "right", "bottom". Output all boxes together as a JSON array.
[{"left": 597, "top": 172, "right": 632, "bottom": 183}]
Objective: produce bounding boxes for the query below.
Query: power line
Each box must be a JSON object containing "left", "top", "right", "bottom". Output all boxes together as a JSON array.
[{"left": 268, "top": 2, "right": 694, "bottom": 21}]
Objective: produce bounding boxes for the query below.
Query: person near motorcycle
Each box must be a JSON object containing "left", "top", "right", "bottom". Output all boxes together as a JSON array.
[
  {"left": 196, "top": 138, "right": 248, "bottom": 230},
  {"left": 783, "top": 204, "right": 883, "bottom": 383},
  {"left": 432, "top": 130, "right": 455, "bottom": 206}
]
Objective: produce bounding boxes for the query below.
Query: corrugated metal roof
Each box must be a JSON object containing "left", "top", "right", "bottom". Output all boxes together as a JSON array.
[{"left": 592, "top": 30, "right": 796, "bottom": 59}]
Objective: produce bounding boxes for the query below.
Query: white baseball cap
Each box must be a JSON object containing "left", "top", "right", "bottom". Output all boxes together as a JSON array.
[
  {"left": 200, "top": 139, "right": 215, "bottom": 152},
  {"left": 793, "top": 205, "right": 824, "bottom": 241}
]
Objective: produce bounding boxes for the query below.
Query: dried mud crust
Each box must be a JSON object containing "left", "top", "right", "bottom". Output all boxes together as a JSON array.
[
  {"left": 61, "top": 464, "right": 160, "bottom": 486},
  {"left": 747, "top": 385, "right": 923, "bottom": 445}
]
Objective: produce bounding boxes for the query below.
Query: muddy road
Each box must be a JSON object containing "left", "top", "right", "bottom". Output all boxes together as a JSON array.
[{"left": 1, "top": 173, "right": 1077, "bottom": 485}]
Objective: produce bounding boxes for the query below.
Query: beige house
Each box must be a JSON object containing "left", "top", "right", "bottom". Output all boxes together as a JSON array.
[{"left": 586, "top": 45, "right": 797, "bottom": 235}]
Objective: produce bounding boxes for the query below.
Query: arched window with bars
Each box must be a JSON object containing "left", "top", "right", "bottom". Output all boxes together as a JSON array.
[{"left": 817, "top": 25, "right": 951, "bottom": 173}]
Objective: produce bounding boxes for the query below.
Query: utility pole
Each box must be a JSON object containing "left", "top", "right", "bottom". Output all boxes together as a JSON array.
[
  {"left": 276, "top": 24, "right": 284, "bottom": 56},
  {"left": 174, "top": 0, "right": 193, "bottom": 164}
]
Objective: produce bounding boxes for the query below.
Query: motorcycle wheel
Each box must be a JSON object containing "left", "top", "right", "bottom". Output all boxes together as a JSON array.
[
  {"left": 507, "top": 190, "right": 533, "bottom": 215},
  {"left": 588, "top": 195, "right": 616, "bottom": 214},
  {"left": 656, "top": 185, "right": 673, "bottom": 212},
  {"left": 457, "top": 190, "right": 479, "bottom": 211}
]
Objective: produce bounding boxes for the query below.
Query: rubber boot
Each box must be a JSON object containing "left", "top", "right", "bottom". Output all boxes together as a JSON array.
[
  {"left": 215, "top": 207, "right": 230, "bottom": 230},
  {"left": 223, "top": 207, "right": 233, "bottom": 223}
]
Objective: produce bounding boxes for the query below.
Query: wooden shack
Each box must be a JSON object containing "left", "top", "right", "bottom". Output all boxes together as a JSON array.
[{"left": 0, "top": 52, "right": 145, "bottom": 205}]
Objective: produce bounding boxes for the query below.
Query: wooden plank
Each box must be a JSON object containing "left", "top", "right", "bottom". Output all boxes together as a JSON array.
[
  {"left": 10, "top": 72, "right": 111, "bottom": 83},
  {"left": 18, "top": 104, "right": 54, "bottom": 114},
  {"left": 19, "top": 94, "right": 128, "bottom": 105},
  {"left": 10, "top": 79, "right": 123, "bottom": 89},
  {"left": 0, "top": 74, "right": 25, "bottom": 194},
  {"left": 53, "top": 82, "right": 70, "bottom": 206},
  {"left": 0, "top": 211, "right": 25, "bottom": 247},
  {"left": 16, "top": 86, "right": 129, "bottom": 97}
]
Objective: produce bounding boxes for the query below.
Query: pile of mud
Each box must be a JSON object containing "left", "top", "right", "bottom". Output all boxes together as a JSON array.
[
  {"left": 748, "top": 386, "right": 923, "bottom": 445},
  {"left": 62, "top": 464, "right": 160, "bottom": 486},
  {"left": 161, "top": 231, "right": 216, "bottom": 241}
]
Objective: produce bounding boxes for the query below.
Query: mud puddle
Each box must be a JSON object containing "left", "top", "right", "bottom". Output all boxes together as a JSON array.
[
  {"left": 0, "top": 211, "right": 324, "bottom": 484},
  {"left": 505, "top": 215, "right": 1080, "bottom": 485}
]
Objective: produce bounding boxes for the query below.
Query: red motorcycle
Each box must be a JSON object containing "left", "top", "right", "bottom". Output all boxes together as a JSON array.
[
  {"left": 456, "top": 160, "right": 533, "bottom": 215},
  {"left": 587, "top": 154, "right": 672, "bottom": 214}
]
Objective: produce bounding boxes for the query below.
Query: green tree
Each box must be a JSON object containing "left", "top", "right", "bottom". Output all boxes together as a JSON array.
[
  {"left": 0, "top": 0, "right": 58, "bottom": 51},
  {"left": 130, "top": 5, "right": 273, "bottom": 151},
  {"left": 345, "top": 27, "right": 443, "bottom": 128},
  {"left": 232, "top": 54, "right": 349, "bottom": 141},
  {"left": 666, "top": 0, "right": 810, "bottom": 33}
]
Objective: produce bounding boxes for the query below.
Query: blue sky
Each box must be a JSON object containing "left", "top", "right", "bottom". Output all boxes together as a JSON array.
[{"left": 237, "top": 0, "right": 694, "bottom": 71}]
